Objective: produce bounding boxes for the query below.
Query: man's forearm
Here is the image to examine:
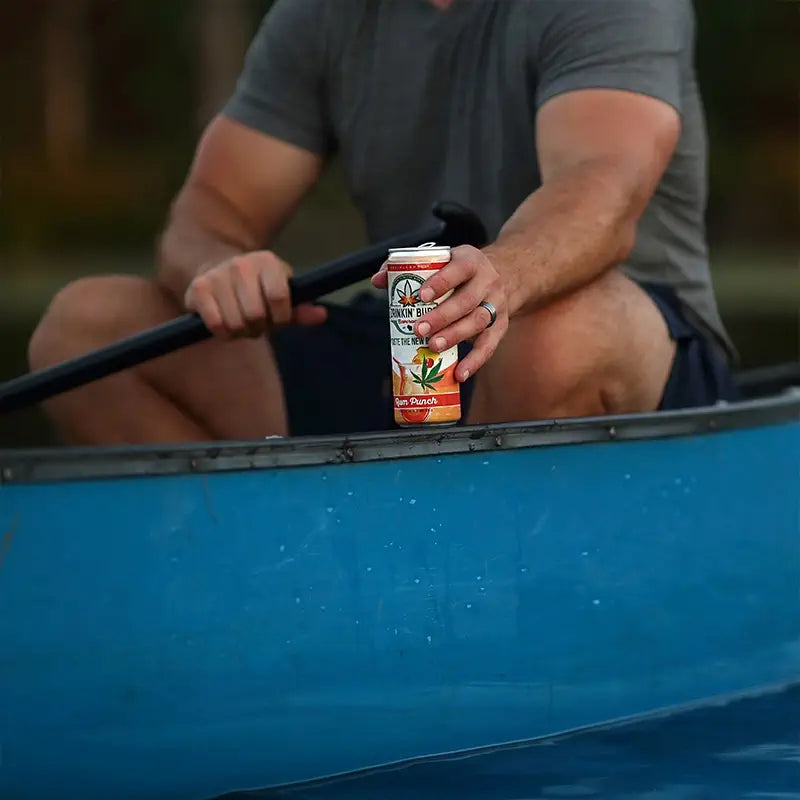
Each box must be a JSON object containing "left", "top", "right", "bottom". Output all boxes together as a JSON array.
[
  {"left": 485, "top": 157, "right": 644, "bottom": 317},
  {"left": 157, "top": 218, "right": 245, "bottom": 303},
  {"left": 156, "top": 181, "right": 266, "bottom": 302}
]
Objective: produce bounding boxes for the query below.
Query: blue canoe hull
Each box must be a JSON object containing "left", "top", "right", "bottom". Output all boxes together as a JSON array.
[
  {"left": 224, "top": 683, "right": 800, "bottom": 799},
  {"left": 0, "top": 396, "right": 798, "bottom": 799}
]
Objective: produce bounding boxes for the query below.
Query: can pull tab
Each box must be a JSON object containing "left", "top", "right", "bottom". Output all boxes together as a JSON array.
[{"left": 418, "top": 242, "right": 438, "bottom": 248}]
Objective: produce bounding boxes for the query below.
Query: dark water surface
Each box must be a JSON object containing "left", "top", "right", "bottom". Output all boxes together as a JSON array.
[{"left": 224, "top": 683, "right": 800, "bottom": 800}]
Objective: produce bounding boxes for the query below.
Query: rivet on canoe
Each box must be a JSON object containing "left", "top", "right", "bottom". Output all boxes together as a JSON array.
[
  {"left": 190, "top": 459, "right": 199, "bottom": 471},
  {"left": 468, "top": 442, "right": 477, "bottom": 452},
  {"left": 608, "top": 426, "right": 617, "bottom": 439},
  {"left": 495, "top": 435, "right": 503, "bottom": 447},
  {"left": 1, "top": 468, "right": 12, "bottom": 482}
]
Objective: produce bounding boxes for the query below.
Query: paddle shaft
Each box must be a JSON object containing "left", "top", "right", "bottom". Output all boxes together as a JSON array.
[{"left": 0, "top": 205, "right": 487, "bottom": 413}]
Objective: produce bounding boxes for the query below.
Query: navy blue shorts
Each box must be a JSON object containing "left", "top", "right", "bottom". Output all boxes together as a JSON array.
[{"left": 271, "top": 284, "right": 739, "bottom": 437}]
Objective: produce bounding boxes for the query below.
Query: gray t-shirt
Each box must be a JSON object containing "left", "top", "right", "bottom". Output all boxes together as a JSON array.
[{"left": 223, "top": 0, "right": 733, "bottom": 358}]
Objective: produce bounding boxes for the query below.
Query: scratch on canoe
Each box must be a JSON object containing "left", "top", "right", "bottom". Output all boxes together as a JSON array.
[
  {"left": 0, "top": 516, "right": 19, "bottom": 572},
  {"left": 201, "top": 475, "right": 218, "bottom": 524}
]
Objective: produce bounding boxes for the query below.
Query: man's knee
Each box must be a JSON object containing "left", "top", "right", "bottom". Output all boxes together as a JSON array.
[
  {"left": 28, "top": 275, "right": 178, "bottom": 372},
  {"left": 501, "top": 310, "right": 621, "bottom": 418},
  {"left": 471, "top": 271, "right": 674, "bottom": 422}
]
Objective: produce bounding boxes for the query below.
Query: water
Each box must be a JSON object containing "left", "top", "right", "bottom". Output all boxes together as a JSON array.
[{"left": 221, "top": 683, "right": 800, "bottom": 799}]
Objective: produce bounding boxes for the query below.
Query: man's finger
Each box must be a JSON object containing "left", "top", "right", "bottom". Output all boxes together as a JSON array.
[
  {"left": 455, "top": 319, "right": 508, "bottom": 382},
  {"left": 232, "top": 259, "right": 268, "bottom": 331},
  {"left": 294, "top": 304, "right": 329, "bottom": 326},
  {"left": 186, "top": 280, "right": 224, "bottom": 335},
  {"left": 417, "top": 250, "right": 477, "bottom": 303},
  {"left": 415, "top": 273, "right": 495, "bottom": 338},
  {"left": 214, "top": 276, "right": 248, "bottom": 337},
  {"left": 371, "top": 265, "right": 389, "bottom": 289},
  {"left": 259, "top": 265, "right": 293, "bottom": 327},
  {"left": 426, "top": 302, "right": 500, "bottom": 354}
]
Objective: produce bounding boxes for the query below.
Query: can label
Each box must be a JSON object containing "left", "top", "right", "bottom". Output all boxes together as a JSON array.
[{"left": 387, "top": 244, "right": 461, "bottom": 426}]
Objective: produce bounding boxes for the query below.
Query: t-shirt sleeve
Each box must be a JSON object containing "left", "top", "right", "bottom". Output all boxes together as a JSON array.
[
  {"left": 222, "top": 0, "right": 333, "bottom": 155},
  {"left": 533, "top": 0, "right": 691, "bottom": 114}
]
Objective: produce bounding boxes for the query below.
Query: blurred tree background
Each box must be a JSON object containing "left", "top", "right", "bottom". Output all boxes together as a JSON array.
[{"left": 0, "top": 0, "right": 797, "bottom": 446}]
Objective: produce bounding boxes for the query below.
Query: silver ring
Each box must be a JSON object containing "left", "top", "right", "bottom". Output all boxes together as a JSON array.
[{"left": 479, "top": 300, "right": 497, "bottom": 329}]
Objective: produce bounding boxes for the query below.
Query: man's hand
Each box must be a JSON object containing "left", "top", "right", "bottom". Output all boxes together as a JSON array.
[
  {"left": 372, "top": 245, "right": 509, "bottom": 382},
  {"left": 185, "top": 251, "right": 327, "bottom": 339}
]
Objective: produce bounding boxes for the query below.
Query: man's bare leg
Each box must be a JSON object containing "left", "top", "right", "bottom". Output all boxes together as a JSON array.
[
  {"left": 28, "top": 275, "right": 288, "bottom": 445},
  {"left": 467, "top": 270, "right": 676, "bottom": 424}
]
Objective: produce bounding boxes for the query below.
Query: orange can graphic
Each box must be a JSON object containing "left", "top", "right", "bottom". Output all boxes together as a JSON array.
[{"left": 387, "top": 243, "right": 461, "bottom": 427}]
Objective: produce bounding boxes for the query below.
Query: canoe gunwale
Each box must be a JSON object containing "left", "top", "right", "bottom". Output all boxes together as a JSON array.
[{"left": 1, "top": 388, "right": 798, "bottom": 485}]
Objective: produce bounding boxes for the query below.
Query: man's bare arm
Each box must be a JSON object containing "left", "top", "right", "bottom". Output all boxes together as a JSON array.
[
  {"left": 157, "top": 115, "right": 323, "bottom": 301},
  {"left": 383, "top": 87, "right": 682, "bottom": 381},
  {"left": 486, "top": 88, "right": 681, "bottom": 317}
]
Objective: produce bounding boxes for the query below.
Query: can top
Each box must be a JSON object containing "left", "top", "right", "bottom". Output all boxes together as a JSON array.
[{"left": 387, "top": 242, "right": 451, "bottom": 263}]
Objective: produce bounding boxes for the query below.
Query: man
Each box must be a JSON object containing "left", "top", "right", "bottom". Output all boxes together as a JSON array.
[{"left": 29, "top": 0, "right": 738, "bottom": 444}]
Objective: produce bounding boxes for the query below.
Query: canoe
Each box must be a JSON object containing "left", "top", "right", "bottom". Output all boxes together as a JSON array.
[
  {"left": 222, "top": 683, "right": 800, "bottom": 799},
  {"left": 0, "top": 364, "right": 798, "bottom": 800}
]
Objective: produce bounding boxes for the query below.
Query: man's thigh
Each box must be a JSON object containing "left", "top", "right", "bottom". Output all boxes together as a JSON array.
[
  {"left": 467, "top": 269, "right": 677, "bottom": 424},
  {"left": 276, "top": 274, "right": 672, "bottom": 435},
  {"left": 273, "top": 274, "right": 738, "bottom": 435}
]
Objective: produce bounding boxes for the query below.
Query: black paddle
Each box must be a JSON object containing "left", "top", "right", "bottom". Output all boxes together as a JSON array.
[{"left": 0, "top": 202, "right": 486, "bottom": 414}]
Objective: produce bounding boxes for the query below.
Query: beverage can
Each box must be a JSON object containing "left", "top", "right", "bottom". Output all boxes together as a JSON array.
[{"left": 387, "top": 242, "right": 461, "bottom": 427}]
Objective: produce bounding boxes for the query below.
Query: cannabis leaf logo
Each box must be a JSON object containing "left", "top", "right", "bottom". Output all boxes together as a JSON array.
[
  {"left": 398, "top": 280, "right": 419, "bottom": 306},
  {"left": 411, "top": 357, "right": 444, "bottom": 392}
]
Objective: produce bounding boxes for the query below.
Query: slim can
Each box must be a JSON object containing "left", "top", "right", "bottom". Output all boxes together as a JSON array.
[{"left": 387, "top": 242, "right": 461, "bottom": 427}]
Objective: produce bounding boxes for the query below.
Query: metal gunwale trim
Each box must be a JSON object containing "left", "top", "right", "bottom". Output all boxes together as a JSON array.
[{"left": 1, "top": 390, "right": 798, "bottom": 485}]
